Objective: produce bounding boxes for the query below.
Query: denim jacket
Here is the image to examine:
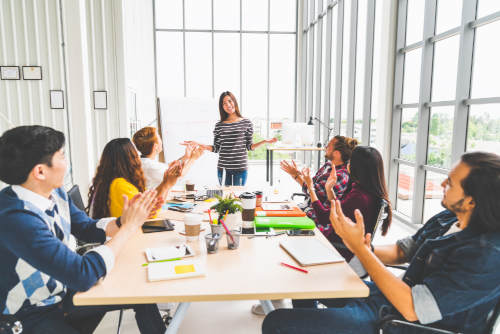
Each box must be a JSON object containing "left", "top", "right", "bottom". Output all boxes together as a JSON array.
[{"left": 396, "top": 210, "right": 500, "bottom": 333}]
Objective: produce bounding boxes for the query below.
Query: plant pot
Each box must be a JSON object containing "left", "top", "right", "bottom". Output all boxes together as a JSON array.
[{"left": 210, "top": 223, "right": 224, "bottom": 237}]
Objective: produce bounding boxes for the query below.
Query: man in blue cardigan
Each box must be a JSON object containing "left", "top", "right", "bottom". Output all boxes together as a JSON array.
[{"left": 0, "top": 126, "right": 166, "bottom": 333}]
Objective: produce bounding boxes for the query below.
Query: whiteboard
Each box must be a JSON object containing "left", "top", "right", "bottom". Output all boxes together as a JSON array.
[{"left": 158, "top": 97, "right": 220, "bottom": 187}]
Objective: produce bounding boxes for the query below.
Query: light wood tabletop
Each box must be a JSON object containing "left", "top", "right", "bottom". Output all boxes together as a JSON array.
[{"left": 74, "top": 202, "right": 368, "bottom": 306}]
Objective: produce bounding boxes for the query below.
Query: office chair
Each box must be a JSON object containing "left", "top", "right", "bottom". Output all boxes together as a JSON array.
[
  {"left": 348, "top": 199, "right": 389, "bottom": 278},
  {"left": 67, "top": 184, "right": 86, "bottom": 211},
  {"left": 378, "top": 298, "right": 500, "bottom": 334}
]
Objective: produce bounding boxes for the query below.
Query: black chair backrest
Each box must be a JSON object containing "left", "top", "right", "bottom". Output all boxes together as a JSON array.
[
  {"left": 67, "top": 184, "right": 85, "bottom": 212},
  {"left": 370, "top": 199, "right": 388, "bottom": 244}
]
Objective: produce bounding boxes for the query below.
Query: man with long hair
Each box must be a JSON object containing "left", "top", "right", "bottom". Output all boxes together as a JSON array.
[
  {"left": 264, "top": 152, "right": 500, "bottom": 333},
  {"left": 0, "top": 126, "right": 166, "bottom": 333}
]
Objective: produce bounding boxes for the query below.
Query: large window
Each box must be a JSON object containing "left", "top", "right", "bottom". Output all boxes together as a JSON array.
[
  {"left": 299, "top": 0, "right": 378, "bottom": 156},
  {"left": 391, "top": 0, "right": 500, "bottom": 225},
  {"left": 154, "top": 0, "right": 297, "bottom": 160}
]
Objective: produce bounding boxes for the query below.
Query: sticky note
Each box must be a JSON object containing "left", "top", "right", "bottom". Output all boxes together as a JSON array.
[{"left": 174, "top": 264, "right": 196, "bottom": 274}]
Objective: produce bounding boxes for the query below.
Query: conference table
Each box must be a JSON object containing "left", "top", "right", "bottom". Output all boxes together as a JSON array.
[{"left": 73, "top": 190, "right": 368, "bottom": 334}]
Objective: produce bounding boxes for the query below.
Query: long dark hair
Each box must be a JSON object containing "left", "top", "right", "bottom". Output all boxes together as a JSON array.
[
  {"left": 218, "top": 91, "right": 242, "bottom": 121},
  {"left": 349, "top": 146, "right": 392, "bottom": 235},
  {"left": 87, "top": 138, "right": 146, "bottom": 218},
  {"left": 460, "top": 152, "right": 500, "bottom": 232}
]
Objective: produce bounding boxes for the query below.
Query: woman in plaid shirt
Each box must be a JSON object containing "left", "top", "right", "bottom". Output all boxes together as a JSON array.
[{"left": 280, "top": 135, "right": 357, "bottom": 222}]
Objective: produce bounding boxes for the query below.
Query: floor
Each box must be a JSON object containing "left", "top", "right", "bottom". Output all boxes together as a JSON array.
[{"left": 94, "top": 161, "right": 499, "bottom": 334}]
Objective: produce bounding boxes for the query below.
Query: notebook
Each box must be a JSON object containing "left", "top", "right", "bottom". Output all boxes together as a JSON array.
[
  {"left": 147, "top": 260, "right": 206, "bottom": 282},
  {"left": 255, "top": 206, "right": 306, "bottom": 217},
  {"left": 254, "top": 216, "right": 315, "bottom": 229},
  {"left": 280, "top": 238, "right": 344, "bottom": 266},
  {"left": 261, "top": 203, "right": 293, "bottom": 211}
]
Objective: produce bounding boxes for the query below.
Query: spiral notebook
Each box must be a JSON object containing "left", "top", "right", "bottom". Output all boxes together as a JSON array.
[
  {"left": 280, "top": 238, "right": 344, "bottom": 266},
  {"left": 147, "top": 260, "right": 206, "bottom": 282}
]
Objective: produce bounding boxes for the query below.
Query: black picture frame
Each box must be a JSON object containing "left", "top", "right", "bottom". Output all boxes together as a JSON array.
[
  {"left": 49, "top": 90, "right": 64, "bottom": 109},
  {"left": 93, "top": 90, "right": 108, "bottom": 110},
  {"left": 22, "top": 66, "right": 42, "bottom": 80},
  {"left": 0, "top": 66, "right": 20, "bottom": 80}
]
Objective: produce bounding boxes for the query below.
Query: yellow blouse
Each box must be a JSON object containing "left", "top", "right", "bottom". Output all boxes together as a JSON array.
[{"left": 108, "top": 178, "right": 139, "bottom": 217}]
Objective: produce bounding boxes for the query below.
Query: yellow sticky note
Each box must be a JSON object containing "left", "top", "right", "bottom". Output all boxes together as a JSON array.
[{"left": 174, "top": 264, "right": 195, "bottom": 274}]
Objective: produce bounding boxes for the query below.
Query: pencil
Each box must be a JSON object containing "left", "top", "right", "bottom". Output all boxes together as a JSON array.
[{"left": 280, "top": 262, "right": 308, "bottom": 274}]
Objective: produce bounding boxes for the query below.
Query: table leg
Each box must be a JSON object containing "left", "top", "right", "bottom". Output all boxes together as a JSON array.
[
  {"left": 259, "top": 300, "right": 275, "bottom": 315},
  {"left": 266, "top": 148, "right": 269, "bottom": 182},
  {"left": 270, "top": 150, "right": 274, "bottom": 186},
  {"left": 165, "top": 302, "right": 191, "bottom": 334}
]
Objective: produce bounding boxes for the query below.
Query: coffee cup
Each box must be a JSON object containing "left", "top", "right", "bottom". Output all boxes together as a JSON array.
[
  {"left": 184, "top": 213, "right": 202, "bottom": 241},
  {"left": 185, "top": 180, "right": 195, "bottom": 192},
  {"left": 240, "top": 192, "right": 256, "bottom": 229}
]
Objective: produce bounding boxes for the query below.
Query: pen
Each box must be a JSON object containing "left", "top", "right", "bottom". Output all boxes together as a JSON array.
[
  {"left": 142, "top": 258, "right": 181, "bottom": 267},
  {"left": 280, "top": 262, "right": 308, "bottom": 274}
]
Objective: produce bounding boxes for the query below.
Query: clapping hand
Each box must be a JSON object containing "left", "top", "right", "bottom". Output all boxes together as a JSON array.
[
  {"left": 325, "top": 165, "right": 338, "bottom": 190},
  {"left": 121, "top": 190, "right": 158, "bottom": 229},
  {"left": 329, "top": 199, "right": 370, "bottom": 253},
  {"left": 301, "top": 167, "right": 314, "bottom": 189},
  {"left": 280, "top": 160, "right": 300, "bottom": 179},
  {"left": 163, "top": 160, "right": 183, "bottom": 189}
]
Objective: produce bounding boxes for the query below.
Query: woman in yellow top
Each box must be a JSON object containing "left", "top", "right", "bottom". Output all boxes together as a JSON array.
[{"left": 87, "top": 138, "right": 182, "bottom": 218}]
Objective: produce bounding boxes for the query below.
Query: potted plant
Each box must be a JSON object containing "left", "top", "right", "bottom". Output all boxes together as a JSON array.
[{"left": 210, "top": 195, "right": 243, "bottom": 232}]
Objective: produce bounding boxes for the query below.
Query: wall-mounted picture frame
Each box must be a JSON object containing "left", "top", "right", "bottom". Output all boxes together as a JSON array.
[
  {"left": 93, "top": 90, "right": 107, "bottom": 110},
  {"left": 0, "top": 66, "right": 20, "bottom": 80},
  {"left": 50, "top": 90, "right": 64, "bottom": 109},
  {"left": 22, "top": 66, "right": 42, "bottom": 80}
]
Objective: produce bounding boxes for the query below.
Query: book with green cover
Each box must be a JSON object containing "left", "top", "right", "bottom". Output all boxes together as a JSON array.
[{"left": 254, "top": 216, "right": 315, "bottom": 229}]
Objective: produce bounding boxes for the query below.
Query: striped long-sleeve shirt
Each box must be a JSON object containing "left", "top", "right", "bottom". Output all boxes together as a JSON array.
[{"left": 213, "top": 118, "right": 253, "bottom": 170}]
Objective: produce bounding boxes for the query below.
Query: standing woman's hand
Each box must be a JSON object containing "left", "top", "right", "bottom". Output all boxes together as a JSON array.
[{"left": 266, "top": 137, "right": 278, "bottom": 144}]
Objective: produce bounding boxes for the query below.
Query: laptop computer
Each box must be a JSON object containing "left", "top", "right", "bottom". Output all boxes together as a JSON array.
[{"left": 280, "top": 238, "right": 345, "bottom": 266}]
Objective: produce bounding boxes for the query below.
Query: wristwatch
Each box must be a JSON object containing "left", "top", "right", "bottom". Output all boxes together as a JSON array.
[{"left": 115, "top": 216, "right": 122, "bottom": 228}]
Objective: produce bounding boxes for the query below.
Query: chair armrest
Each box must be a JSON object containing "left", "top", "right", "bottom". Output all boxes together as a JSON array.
[
  {"left": 291, "top": 193, "right": 308, "bottom": 201},
  {"left": 380, "top": 319, "right": 458, "bottom": 334},
  {"left": 386, "top": 265, "right": 409, "bottom": 271}
]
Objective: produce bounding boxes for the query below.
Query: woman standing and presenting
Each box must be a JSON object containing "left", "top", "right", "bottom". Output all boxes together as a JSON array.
[{"left": 184, "top": 91, "right": 277, "bottom": 186}]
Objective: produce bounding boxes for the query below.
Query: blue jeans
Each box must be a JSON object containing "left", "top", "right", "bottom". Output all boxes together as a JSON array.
[
  {"left": 17, "top": 293, "right": 166, "bottom": 334},
  {"left": 263, "top": 282, "right": 414, "bottom": 334},
  {"left": 217, "top": 168, "right": 248, "bottom": 186}
]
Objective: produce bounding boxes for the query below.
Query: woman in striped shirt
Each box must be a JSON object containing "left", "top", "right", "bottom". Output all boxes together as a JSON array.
[{"left": 183, "top": 91, "right": 276, "bottom": 186}]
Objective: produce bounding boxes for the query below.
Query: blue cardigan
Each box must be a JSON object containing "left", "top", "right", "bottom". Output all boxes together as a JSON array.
[{"left": 0, "top": 186, "right": 108, "bottom": 316}]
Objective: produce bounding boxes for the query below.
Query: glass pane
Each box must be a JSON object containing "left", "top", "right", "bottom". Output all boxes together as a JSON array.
[
  {"left": 400, "top": 108, "right": 418, "bottom": 162},
  {"left": 242, "top": 34, "right": 267, "bottom": 120},
  {"left": 340, "top": 0, "right": 351, "bottom": 136},
  {"left": 436, "top": 0, "right": 462, "bottom": 34},
  {"left": 432, "top": 35, "right": 459, "bottom": 101},
  {"left": 402, "top": 48, "right": 422, "bottom": 104},
  {"left": 423, "top": 171, "right": 446, "bottom": 224},
  {"left": 214, "top": 0, "right": 240, "bottom": 30},
  {"left": 214, "top": 33, "right": 240, "bottom": 99},
  {"left": 427, "top": 107, "right": 454, "bottom": 169},
  {"left": 242, "top": 0, "right": 268, "bottom": 31},
  {"left": 155, "top": 0, "right": 183, "bottom": 29},
  {"left": 156, "top": 32, "right": 184, "bottom": 97},
  {"left": 477, "top": 0, "right": 500, "bottom": 19},
  {"left": 467, "top": 104, "right": 500, "bottom": 154},
  {"left": 312, "top": 24, "right": 320, "bottom": 121},
  {"left": 396, "top": 164, "right": 414, "bottom": 217},
  {"left": 406, "top": 0, "right": 425, "bottom": 45},
  {"left": 185, "top": 0, "right": 211, "bottom": 29},
  {"left": 329, "top": 5, "right": 338, "bottom": 132},
  {"left": 354, "top": 0, "right": 368, "bottom": 143},
  {"left": 320, "top": 15, "right": 328, "bottom": 140},
  {"left": 306, "top": 29, "right": 313, "bottom": 121},
  {"left": 270, "top": 0, "right": 296, "bottom": 31},
  {"left": 370, "top": 0, "right": 383, "bottom": 147},
  {"left": 471, "top": 20, "right": 500, "bottom": 98},
  {"left": 270, "top": 34, "right": 295, "bottom": 121},
  {"left": 185, "top": 32, "right": 212, "bottom": 98}
]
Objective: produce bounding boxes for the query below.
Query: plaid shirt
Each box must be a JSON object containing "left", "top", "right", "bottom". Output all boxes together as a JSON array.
[{"left": 301, "top": 162, "right": 350, "bottom": 228}]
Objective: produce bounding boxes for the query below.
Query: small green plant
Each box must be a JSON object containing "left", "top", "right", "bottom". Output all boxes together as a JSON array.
[{"left": 210, "top": 194, "right": 243, "bottom": 217}]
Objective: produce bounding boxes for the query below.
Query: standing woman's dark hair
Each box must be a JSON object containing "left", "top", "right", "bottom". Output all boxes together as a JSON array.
[
  {"left": 218, "top": 91, "right": 242, "bottom": 121},
  {"left": 87, "top": 138, "right": 146, "bottom": 218},
  {"left": 349, "top": 146, "right": 392, "bottom": 235}
]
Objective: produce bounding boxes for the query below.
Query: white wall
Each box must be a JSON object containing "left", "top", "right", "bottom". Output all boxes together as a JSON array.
[{"left": 0, "top": 0, "right": 154, "bottom": 201}]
